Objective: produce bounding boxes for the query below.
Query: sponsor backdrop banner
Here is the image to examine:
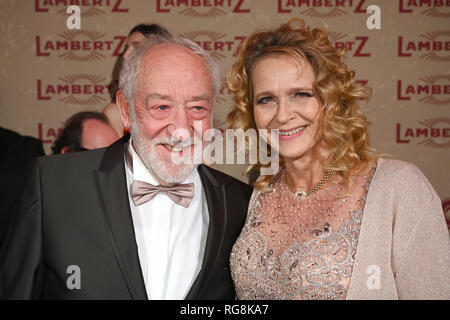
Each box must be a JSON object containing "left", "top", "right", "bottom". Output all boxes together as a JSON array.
[{"left": 0, "top": 0, "right": 449, "bottom": 227}]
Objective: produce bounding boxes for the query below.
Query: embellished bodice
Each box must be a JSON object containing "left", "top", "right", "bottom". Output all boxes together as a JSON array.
[{"left": 230, "top": 167, "right": 375, "bottom": 300}]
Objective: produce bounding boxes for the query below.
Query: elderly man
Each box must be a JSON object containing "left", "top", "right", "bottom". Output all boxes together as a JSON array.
[{"left": 0, "top": 35, "right": 252, "bottom": 300}]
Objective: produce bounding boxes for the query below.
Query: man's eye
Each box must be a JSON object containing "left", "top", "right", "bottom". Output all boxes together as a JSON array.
[
  {"left": 158, "top": 105, "right": 169, "bottom": 110},
  {"left": 256, "top": 96, "right": 273, "bottom": 105},
  {"left": 193, "top": 106, "right": 204, "bottom": 111}
]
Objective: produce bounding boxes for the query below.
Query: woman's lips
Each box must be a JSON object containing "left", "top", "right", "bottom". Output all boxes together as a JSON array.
[{"left": 277, "top": 125, "right": 307, "bottom": 141}]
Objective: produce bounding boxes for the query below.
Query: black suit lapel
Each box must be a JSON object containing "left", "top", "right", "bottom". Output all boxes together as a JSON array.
[
  {"left": 93, "top": 135, "right": 148, "bottom": 300},
  {"left": 185, "top": 165, "right": 228, "bottom": 300}
]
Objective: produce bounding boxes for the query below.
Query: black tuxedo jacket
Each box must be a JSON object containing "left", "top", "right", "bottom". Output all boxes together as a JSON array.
[
  {"left": 0, "top": 127, "right": 45, "bottom": 247},
  {"left": 0, "top": 135, "right": 252, "bottom": 299}
]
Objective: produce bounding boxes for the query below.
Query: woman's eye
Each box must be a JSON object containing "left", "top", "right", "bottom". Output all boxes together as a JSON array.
[
  {"left": 256, "top": 96, "right": 274, "bottom": 105},
  {"left": 294, "top": 92, "right": 313, "bottom": 98}
]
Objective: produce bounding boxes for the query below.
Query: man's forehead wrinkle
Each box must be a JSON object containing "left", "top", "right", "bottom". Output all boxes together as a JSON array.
[
  {"left": 142, "top": 43, "right": 196, "bottom": 63},
  {"left": 141, "top": 93, "right": 211, "bottom": 107},
  {"left": 188, "top": 94, "right": 211, "bottom": 102},
  {"left": 146, "top": 93, "right": 172, "bottom": 101},
  {"left": 142, "top": 44, "right": 210, "bottom": 75}
]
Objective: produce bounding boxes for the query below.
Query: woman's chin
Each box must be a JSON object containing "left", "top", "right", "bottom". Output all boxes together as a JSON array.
[{"left": 278, "top": 145, "right": 319, "bottom": 163}]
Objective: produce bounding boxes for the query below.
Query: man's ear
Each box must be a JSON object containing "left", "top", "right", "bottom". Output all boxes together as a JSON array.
[
  {"left": 116, "top": 90, "right": 132, "bottom": 130},
  {"left": 61, "top": 146, "right": 69, "bottom": 154}
]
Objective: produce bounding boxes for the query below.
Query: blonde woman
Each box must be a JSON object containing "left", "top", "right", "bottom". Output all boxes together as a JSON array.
[{"left": 227, "top": 18, "right": 450, "bottom": 300}]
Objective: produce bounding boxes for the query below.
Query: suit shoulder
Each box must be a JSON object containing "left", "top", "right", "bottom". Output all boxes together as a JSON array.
[
  {"left": 21, "top": 135, "right": 43, "bottom": 146},
  {"left": 38, "top": 148, "right": 107, "bottom": 171},
  {"left": 0, "top": 128, "right": 45, "bottom": 163},
  {"left": 0, "top": 127, "right": 22, "bottom": 143},
  {"left": 199, "top": 165, "right": 252, "bottom": 192},
  {"left": 20, "top": 136, "right": 44, "bottom": 156},
  {"left": 0, "top": 127, "right": 40, "bottom": 144},
  {"left": 0, "top": 128, "right": 42, "bottom": 148}
]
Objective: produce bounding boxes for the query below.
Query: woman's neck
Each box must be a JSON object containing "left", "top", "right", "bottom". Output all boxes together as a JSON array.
[{"left": 283, "top": 149, "right": 329, "bottom": 191}]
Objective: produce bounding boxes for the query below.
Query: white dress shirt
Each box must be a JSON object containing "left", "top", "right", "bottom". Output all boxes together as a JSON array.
[{"left": 124, "top": 141, "right": 209, "bottom": 300}]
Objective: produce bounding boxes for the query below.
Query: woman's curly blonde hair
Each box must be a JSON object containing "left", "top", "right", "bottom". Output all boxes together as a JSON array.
[{"left": 227, "top": 17, "right": 377, "bottom": 192}]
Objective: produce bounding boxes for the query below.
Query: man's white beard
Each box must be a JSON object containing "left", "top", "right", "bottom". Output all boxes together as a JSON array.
[{"left": 130, "top": 118, "right": 198, "bottom": 185}]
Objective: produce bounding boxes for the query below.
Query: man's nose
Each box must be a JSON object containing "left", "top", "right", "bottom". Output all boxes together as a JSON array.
[{"left": 168, "top": 107, "right": 193, "bottom": 142}]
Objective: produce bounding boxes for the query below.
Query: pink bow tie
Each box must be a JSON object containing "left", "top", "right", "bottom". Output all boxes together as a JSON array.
[{"left": 131, "top": 180, "right": 195, "bottom": 208}]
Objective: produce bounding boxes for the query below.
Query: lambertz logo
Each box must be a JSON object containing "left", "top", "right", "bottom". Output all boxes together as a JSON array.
[
  {"left": 38, "top": 123, "right": 63, "bottom": 145},
  {"left": 35, "top": 0, "right": 129, "bottom": 15},
  {"left": 399, "top": 0, "right": 450, "bottom": 18},
  {"left": 278, "top": 0, "right": 367, "bottom": 16},
  {"left": 397, "top": 74, "right": 450, "bottom": 105},
  {"left": 398, "top": 31, "right": 450, "bottom": 61},
  {"left": 36, "top": 30, "right": 126, "bottom": 61},
  {"left": 329, "top": 32, "right": 371, "bottom": 57},
  {"left": 396, "top": 118, "right": 450, "bottom": 148},
  {"left": 355, "top": 79, "right": 369, "bottom": 87},
  {"left": 156, "top": 0, "right": 250, "bottom": 17},
  {"left": 37, "top": 74, "right": 113, "bottom": 105},
  {"left": 180, "top": 31, "right": 245, "bottom": 60}
]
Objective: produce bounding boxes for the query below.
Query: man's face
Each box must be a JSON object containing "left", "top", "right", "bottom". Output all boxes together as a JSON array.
[
  {"left": 80, "top": 119, "right": 119, "bottom": 150},
  {"left": 118, "top": 44, "right": 214, "bottom": 184}
]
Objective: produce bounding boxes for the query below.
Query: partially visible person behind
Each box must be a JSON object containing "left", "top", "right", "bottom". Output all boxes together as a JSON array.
[
  {"left": 103, "top": 23, "right": 171, "bottom": 137},
  {"left": 52, "top": 111, "right": 119, "bottom": 154},
  {"left": 227, "top": 17, "right": 450, "bottom": 300},
  {"left": 0, "top": 127, "right": 44, "bottom": 247},
  {"left": 122, "top": 24, "right": 171, "bottom": 60}
]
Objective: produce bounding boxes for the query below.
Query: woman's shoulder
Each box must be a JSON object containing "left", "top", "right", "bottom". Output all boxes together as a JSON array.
[
  {"left": 376, "top": 158, "right": 424, "bottom": 179},
  {"left": 373, "top": 157, "right": 439, "bottom": 201},
  {"left": 376, "top": 158, "right": 430, "bottom": 180}
]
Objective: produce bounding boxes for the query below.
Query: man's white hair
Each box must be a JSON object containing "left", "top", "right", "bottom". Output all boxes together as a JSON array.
[{"left": 118, "top": 34, "right": 221, "bottom": 112}]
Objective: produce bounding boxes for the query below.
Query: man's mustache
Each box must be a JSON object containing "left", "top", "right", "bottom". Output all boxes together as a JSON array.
[{"left": 152, "top": 135, "right": 203, "bottom": 149}]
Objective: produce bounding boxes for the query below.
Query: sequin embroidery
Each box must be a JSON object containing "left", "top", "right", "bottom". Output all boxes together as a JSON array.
[{"left": 230, "top": 167, "right": 376, "bottom": 300}]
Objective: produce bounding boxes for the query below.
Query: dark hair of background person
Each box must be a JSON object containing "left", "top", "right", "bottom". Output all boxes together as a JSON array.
[
  {"left": 128, "top": 23, "right": 170, "bottom": 37},
  {"left": 108, "top": 23, "right": 171, "bottom": 102},
  {"left": 51, "top": 111, "right": 110, "bottom": 154}
]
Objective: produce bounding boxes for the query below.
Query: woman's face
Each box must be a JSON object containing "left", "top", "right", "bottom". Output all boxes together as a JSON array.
[
  {"left": 123, "top": 31, "right": 147, "bottom": 59},
  {"left": 251, "top": 54, "right": 323, "bottom": 162}
]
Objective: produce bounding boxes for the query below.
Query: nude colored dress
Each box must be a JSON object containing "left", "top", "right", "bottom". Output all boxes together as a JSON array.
[{"left": 230, "top": 166, "right": 375, "bottom": 300}]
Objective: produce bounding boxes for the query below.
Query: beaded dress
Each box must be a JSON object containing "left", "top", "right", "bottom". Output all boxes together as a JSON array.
[{"left": 230, "top": 167, "right": 376, "bottom": 300}]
